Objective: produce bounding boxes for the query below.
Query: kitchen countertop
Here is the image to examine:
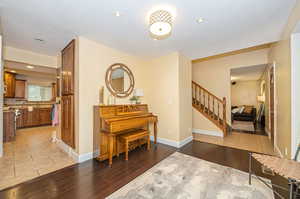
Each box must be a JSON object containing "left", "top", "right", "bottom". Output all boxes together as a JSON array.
[{"left": 4, "top": 102, "right": 56, "bottom": 109}]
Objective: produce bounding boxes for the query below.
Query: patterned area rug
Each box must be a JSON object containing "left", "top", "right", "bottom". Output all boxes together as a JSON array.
[
  {"left": 232, "top": 120, "right": 255, "bottom": 132},
  {"left": 107, "top": 152, "right": 273, "bottom": 199}
]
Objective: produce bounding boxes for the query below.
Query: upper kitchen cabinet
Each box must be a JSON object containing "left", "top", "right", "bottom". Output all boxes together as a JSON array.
[
  {"left": 4, "top": 72, "right": 16, "bottom": 98},
  {"left": 15, "top": 79, "right": 27, "bottom": 98},
  {"left": 61, "top": 40, "right": 75, "bottom": 95}
]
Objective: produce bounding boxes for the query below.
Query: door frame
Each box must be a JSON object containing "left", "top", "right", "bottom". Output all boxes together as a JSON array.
[
  {"left": 269, "top": 62, "right": 278, "bottom": 154},
  {"left": 0, "top": 35, "right": 3, "bottom": 157},
  {"left": 291, "top": 32, "right": 300, "bottom": 160}
]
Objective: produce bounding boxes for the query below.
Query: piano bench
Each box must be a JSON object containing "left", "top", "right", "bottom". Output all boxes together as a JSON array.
[{"left": 117, "top": 129, "right": 150, "bottom": 161}]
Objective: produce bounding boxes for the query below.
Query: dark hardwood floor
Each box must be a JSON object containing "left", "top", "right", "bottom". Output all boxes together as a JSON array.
[{"left": 0, "top": 141, "right": 289, "bottom": 199}]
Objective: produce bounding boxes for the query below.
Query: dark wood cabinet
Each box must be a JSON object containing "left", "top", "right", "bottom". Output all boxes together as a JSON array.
[
  {"left": 61, "top": 40, "right": 75, "bottom": 95},
  {"left": 16, "top": 109, "right": 25, "bottom": 129},
  {"left": 61, "top": 39, "right": 75, "bottom": 149},
  {"left": 3, "top": 111, "right": 16, "bottom": 142},
  {"left": 39, "top": 108, "right": 52, "bottom": 125},
  {"left": 4, "top": 72, "right": 16, "bottom": 98},
  {"left": 15, "top": 79, "right": 26, "bottom": 98},
  {"left": 16, "top": 107, "right": 52, "bottom": 129},
  {"left": 61, "top": 95, "right": 74, "bottom": 148}
]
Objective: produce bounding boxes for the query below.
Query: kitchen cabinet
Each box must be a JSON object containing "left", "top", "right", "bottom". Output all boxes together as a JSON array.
[
  {"left": 61, "top": 95, "right": 74, "bottom": 148},
  {"left": 16, "top": 107, "right": 52, "bottom": 128},
  {"left": 3, "top": 111, "right": 16, "bottom": 142},
  {"left": 61, "top": 40, "right": 75, "bottom": 95},
  {"left": 4, "top": 72, "right": 16, "bottom": 98},
  {"left": 15, "top": 79, "right": 26, "bottom": 98},
  {"left": 39, "top": 108, "right": 52, "bottom": 125},
  {"left": 61, "top": 39, "right": 75, "bottom": 149}
]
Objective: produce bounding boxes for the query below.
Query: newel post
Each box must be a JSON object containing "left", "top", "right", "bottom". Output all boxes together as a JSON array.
[{"left": 222, "top": 97, "right": 227, "bottom": 136}]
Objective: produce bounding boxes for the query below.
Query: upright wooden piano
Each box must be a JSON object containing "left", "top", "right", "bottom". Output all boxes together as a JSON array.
[{"left": 93, "top": 104, "right": 157, "bottom": 166}]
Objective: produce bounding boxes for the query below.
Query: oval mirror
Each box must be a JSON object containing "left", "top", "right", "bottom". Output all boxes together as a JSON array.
[{"left": 105, "top": 63, "right": 135, "bottom": 98}]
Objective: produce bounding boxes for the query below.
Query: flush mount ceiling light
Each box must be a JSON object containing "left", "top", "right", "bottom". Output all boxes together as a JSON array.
[
  {"left": 26, "top": 65, "right": 34, "bottom": 69},
  {"left": 149, "top": 9, "right": 172, "bottom": 40}
]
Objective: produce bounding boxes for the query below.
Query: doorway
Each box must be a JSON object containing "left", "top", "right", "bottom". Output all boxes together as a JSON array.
[
  {"left": 1, "top": 61, "right": 75, "bottom": 190},
  {"left": 269, "top": 66, "right": 275, "bottom": 146}
]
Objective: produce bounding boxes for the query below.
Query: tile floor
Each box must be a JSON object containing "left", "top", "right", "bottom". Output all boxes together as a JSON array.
[
  {"left": 193, "top": 131, "right": 277, "bottom": 156},
  {"left": 0, "top": 126, "right": 76, "bottom": 190}
]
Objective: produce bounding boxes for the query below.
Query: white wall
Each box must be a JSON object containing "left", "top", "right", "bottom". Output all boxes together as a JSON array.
[
  {"left": 231, "top": 80, "right": 260, "bottom": 111},
  {"left": 291, "top": 32, "right": 300, "bottom": 160},
  {"left": 3, "top": 46, "right": 57, "bottom": 68}
]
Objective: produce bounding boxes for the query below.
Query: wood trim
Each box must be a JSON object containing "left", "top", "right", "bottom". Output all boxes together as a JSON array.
[
  {"left": 192, "top": 42, "right": 275, "bottom": 63},
  {"left": 4, "top": 59, "right": 57, "bottom": 69}
]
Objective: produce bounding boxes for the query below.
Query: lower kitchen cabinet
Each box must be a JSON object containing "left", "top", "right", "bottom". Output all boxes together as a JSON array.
[
  {"left": 16, "top": 107, "right": 52, "bottom": 129},
  {"left": 3, "top": 111, "right": 16, "bottom": 142},
  {"left": 39, "top": 108, "right": 52, "bottom": 125}
]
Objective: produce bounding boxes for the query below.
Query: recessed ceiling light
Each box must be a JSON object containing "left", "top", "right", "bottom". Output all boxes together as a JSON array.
[
  {"left": 34, "top": 38, "right": 44, "bottom": 42},
  {"left": 10, "top": 70, "right": 16, "bottom": 73},
  {"left": 115, "top": 11, "right": 120, "bottom": 17},
  {"left": 26, "top": 65, "right": 34, "bottom": 69},
  {"left": 197, "top": 18, "right": 204, "bottom": 23}
]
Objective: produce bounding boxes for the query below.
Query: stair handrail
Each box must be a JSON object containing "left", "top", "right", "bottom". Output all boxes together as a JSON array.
[{"left": 192, "top": 81, "right": 227, "bottom": 136}]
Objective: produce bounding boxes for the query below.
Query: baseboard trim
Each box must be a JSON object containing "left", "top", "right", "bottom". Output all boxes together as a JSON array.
[
  {"left": 275, "top": 144, "right": 283, "bottom": 158},
  {"left": 150, "top": 135, "right": 193, "bottom": 148},
  {"left": 56, "top": 139, "right": 95, "bottom": 163},
  {"left": 192, "top": 128, "right": 223, "bottom": 137},
  {"left": 179, "top": 136, "right": 193, "bottom": 148}
]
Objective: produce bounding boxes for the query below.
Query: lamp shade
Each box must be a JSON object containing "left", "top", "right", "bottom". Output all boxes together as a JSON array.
[
  {"left": 149, "top": 10, "right": 172, "bottom": 40},
  {"left": 134, "top": 88, "right": 144, "bottom": 97},
  {"left": 257, "top": 95, "right": 265, "bottom": 102}
]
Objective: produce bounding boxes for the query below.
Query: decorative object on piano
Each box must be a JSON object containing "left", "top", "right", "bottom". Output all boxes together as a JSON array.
[
  {"left": 99, "top": 86, "right": 104, "bottom": 105},
  {"left": 107, "top": 94, "right": 116, "bottom": 105},
  {"left": 133, "top": 88, "right": 144, "bottom": 104},
  {"left": 129, "top": 96, "right": 139, "bottom": 104},
  {"left": 105, "top": 63, "right": 135, "bottom": 98}
]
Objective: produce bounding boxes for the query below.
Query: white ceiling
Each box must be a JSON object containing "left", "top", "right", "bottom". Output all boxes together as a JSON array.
[
  {"left": 231, "top": 64, "right": 267, "bottom": 82},
  {"left": 0, "top": 0, "right": 296, "bottom": 59}
]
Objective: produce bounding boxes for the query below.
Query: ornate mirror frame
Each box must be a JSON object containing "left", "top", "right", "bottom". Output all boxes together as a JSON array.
[{"left": 105, "top": 63, "right": 135, "bottom": 98}]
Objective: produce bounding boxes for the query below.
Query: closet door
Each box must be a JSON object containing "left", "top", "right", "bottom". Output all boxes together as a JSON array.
[
  {"left": 61, "top": 95, "right": 74, "bottom": 148},
  {"left": 61, "top": 40, "right": 75, "bottom": 95}
]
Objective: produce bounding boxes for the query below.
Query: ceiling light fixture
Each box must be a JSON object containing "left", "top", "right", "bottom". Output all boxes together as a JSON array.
[
  {"left": 10, "top": 70, "right": 16, "bottom": 73},
  {"left": 115, "top": 11, "right": 120, "bottom": 17},
  {"left": 34, "top": 38, "right": 44, "bottom": 42},
  {"left": 149, "top": 9, "right": 172, "bottom": 40},
  {"left": 26, "top": 65, "right": 34, "bottom": 69},
  {"left": 197, "top": 17, "right": 204, "bottom": 23}
]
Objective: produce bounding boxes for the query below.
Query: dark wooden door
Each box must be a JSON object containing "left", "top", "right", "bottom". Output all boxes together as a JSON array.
[
  {"left": 270, "top": 66, "right": 275, "bottom": 145},
  {"left": 4, "top": 72, "right": 16, "bottom": 98},
  {"left": 61, "top": 40, "right": 75, "bottom": 95},
  {"left": 61, "top": 95, "right": 74, "bottom": 148},
  {"left": 15, "top": 79, "right": 26, "bottom": 98}
]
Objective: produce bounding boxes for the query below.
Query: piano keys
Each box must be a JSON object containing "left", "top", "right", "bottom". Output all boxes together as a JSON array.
[{"left": 93, "top": 104, "right": 158, "bottom": 166}]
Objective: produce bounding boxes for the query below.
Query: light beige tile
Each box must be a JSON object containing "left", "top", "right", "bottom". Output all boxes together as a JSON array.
[
  {"left": 193, "top": 131, "right": 276, "bottom": 156},
  {"left": 0, "top": 126, "right": 76, "bottom": 189}
]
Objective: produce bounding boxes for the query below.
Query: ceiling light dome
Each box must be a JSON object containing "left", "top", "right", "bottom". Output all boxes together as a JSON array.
[{"left": 149, "top": 10, "right": 172, "bottom": 40}]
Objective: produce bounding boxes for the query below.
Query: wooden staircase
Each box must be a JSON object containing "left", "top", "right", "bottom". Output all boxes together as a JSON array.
[{"left": 192, "top": 81, "right": 227, "bottom": 136}]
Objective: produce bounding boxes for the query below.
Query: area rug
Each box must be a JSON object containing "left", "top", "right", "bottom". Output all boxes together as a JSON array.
[
  {"left": 232, "top": 120, "right": 255, "bottom": 132},
  {"left": 107, "top": 152, "right": 274, "bottom": 199}
]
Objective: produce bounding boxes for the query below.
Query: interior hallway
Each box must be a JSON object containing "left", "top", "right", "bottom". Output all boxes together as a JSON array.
[
  {"left": 0, "top": 126, "right": 75, "bottom": 190},
  {"left": 193, "top": 131, "right": 277, "bottom": 156}
]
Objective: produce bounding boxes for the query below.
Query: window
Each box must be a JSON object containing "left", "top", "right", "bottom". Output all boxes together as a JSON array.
[{"left": 28, "top": 84, "right": 52, "bottom": 101}]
